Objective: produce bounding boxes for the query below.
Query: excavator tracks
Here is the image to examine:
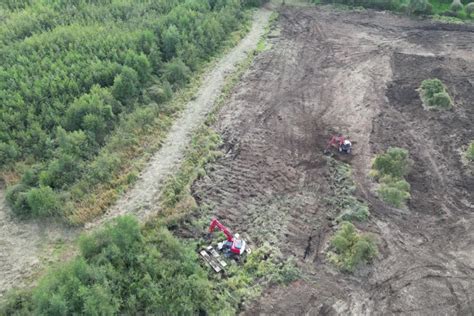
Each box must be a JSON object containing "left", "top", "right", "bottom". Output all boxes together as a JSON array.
[{"left": 199, "top": 246, "right": 227, "bottom": 273}]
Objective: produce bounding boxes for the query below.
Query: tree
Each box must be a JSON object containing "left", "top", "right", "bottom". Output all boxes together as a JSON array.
[
  {"left": 162, "top": 25, "right": 181, "bottom": 61},
  {"left": 162, "top": 59, "right": 191, "bottom": 88},
  {"left": 111, "top": 66, "right": 140, "bottom": 104}
]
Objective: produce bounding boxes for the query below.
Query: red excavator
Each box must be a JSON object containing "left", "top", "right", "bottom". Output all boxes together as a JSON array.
[
  {"left": 324, "top": 135, "right": 352, "bottom": 155},
  {"left": 208, "top": 218, "right": 247, "bottom": 256},
  {"left": 199, "top": 218, "right": 249, "bottom": 273}
]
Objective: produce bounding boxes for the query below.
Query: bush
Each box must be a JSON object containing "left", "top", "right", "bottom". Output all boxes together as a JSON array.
[
  {"left": 377, "top": 176, "right": 411, "bottom": 207},
  {"left": 39, "top": 154, "right": 83, "bottom": 189},
  {"left": 466, "top": 141, "right": 474, "bottom": 162},
  {"left": 26, "top": 186, "right": 61, "bottom": 217},
  {"left": 371, "top": 148, "right": 411, "bottom": 208},
  {"left": 419, "top": 79, "right": 453, "bottom": 110},
  {"left": 450, "top": 0, "right": 463, "bottom": 12},
  {"left": 371, "top": 147, "right": 410, "bottom": 179},
  {"left": 162, "top": 59, "right": 191, "bottom": 89},
  {"left": 6, "top": 183, "right": 31, "bottom": 217},
  {"left": 111, "top": 66, "right": 140, "bottom": 104},
  {"left": 0, "top": 141, "right": 18, "bottom": 166},
  {"left": 430, "top": 92, "right": 453, "bottom": 109},
  {"left": 408, "top": 0, "right": 432, "bottom": 14},
  {"left": 328, "top": 222, "right": 378, "bottom": 272},
  {"left": 467, "top": 2, "right": 474, "bottom": 16}
]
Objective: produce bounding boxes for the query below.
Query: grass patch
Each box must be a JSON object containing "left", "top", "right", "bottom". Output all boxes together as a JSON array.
[
  {"left": 466, "top": 141, "right": 474, "bottom": 162},
  {"left": 418, "top": 78, "right": 453, "bottom": 110},
  {"left": 326, "top": 158, "right": 370, "bottom": 222},
  {"left": 327, "top": 221, "right": 378, "bottom": 272},
  {"left": 370, "top": 147, "right": 411, "bottom": 208}
]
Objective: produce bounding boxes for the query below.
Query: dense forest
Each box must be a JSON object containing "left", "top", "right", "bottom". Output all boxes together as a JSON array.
[{"left": 0, "top": 0, "right": 257, "bottom": 220}]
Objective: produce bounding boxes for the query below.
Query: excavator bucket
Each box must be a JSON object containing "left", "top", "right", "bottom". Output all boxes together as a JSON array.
[{"left": 199, "top": 245, "right": 227, "bottom": 273}]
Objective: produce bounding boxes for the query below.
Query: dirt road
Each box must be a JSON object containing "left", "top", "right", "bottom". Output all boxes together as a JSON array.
[
  {"left": 192, "top": 6, "right": 474, "bottom": 314},
  {"left": 0, "top": 9, "right": 272, "bottom": 299}
]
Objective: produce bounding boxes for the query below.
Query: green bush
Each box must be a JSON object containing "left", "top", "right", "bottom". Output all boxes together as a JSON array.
[
  {"left": 371, "top": 147, "right": 410, "bottom": 179},
  {"left": 450, "top": 0, "right": 463, "bottom": 12},
  {"left": 162, "top": 59, "right": 191, "bottom": 89},
  {"left": 26, "top": 186, "right": 61, "bottom": 217},
  {"left": 6, "top": 183, "right": 31, "bottom": 217},
  {"left": 377, "top": 176, "right": 411, "bottom": 207},
  {"left": 39, "top": 154, "right": 83, "bottom": 189},
  {"left": 407, "top": 0, "right": 432, "bottom": 14},
  {"left": 430, "top": 92, "right": 453, "bottom": 109},
  {"left": 111, "top": 66, "right": 141, "bottom": 105},
  {"left": 371, "top": 148, "right": 411, "bottom": 208},
  {"left": 328, "top": 222, "right": 377, "bottom": 272},
  {"left": 419, "top": 79, "right": 453, "bottom": 110},
  {"left": 466, "top": 141, "right": 474, "bottom": 162},
  {"left": 467, "top": 3, "right": 474, "bottom": 16}
]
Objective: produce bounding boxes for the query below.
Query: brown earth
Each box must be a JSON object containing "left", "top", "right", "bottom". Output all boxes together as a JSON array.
[{"left": 192, "top": 5, "right": 474, "bottom": 315}]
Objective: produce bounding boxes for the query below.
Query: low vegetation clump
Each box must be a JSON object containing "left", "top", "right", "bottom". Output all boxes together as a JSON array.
[
  {"left": 407, "top": 0, "right": 433, "bottom": 14},
  {"left": 327, "top": 159, "right": 370, "bottom": 222},
  {"left": 450, "top": 0, "right": 464, "bottom": 12},
  {"left": 327, "top": 221, "right": 378, "bottom": 272},
  {"left": 466, "top": 141, "right": 474, "bottom": 162},
  {"left": 371, "top": 147, "right": 411, "bottom": 208},
  {"left": 467, "top": 2, "right": 474, "bottom": 16},
  {"left": 419, "top": 79, "right": 453, "bottom": 110}
]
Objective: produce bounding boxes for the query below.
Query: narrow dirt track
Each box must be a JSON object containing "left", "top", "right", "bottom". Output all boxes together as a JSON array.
[
  {"left": 192, "top": 5, "right": 474, "bottom": 315},
  {"left": 87, "top": 8, "right": 272, "bottom": 229},
  {"left": 0, "top": 9, "right": 271, "bottom": 299}
]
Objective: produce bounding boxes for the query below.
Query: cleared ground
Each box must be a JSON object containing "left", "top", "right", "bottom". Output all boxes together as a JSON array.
[{"left": 192, "top": 6, "right": 474, "bottom": 314}]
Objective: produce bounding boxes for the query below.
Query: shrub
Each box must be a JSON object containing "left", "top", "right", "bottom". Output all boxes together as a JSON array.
[
  {"left": 450, "top": 0, "right": 463, "bottom": 12},
  {"left": 419, "top": 79, "right": 453, "bottom": 110},
  {"left": 39, "top": 154, "right": 83, "bottom": 189},
  {"left": 0, "top": 141, "right": 18, "bottom": 166},
  {"left": 111, "top": 66, "right": 140, "bottom": 104},
  {"left": 6, "top": 183, "right": 31, "bottom": 217},
  {"left": 162, "top": 59, "right": 191, "bottom": 89},
  {"left": 408, "top": 0, "right": 432, "bottom": 14},
  {"left": 371, "top": 148, "right": 411, "bottom": 208},
  {"left": 146, "top": 82, "right": 173, "bottom": 104},
  {"left": 26, "top": 186, "right": 61, "bottom": 217},
  {"left": 467, "top": 2, "right": 474, "bottom": 16},
  {"left": 377, "top": 176, "right": 411, "bottom": 207},
  {"left": 371, "top": 147, "right": 410, "bottom": 179},
  {"left": 466, "top": 141, "right": 474, "bottom": 162},
  {"left": 328, "top": 221, "right": 377, "bottom": 272},
  {"left": 430, "top": 92, "right": 453, "bottom": 109}
]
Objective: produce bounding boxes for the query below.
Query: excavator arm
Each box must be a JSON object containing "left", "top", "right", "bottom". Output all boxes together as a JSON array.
[{"left": 209, "top": 218, "right": 234, "bottom": 242}]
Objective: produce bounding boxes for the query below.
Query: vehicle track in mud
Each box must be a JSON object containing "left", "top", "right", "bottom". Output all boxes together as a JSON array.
[{"left": 192, "top": 6, "right": 474, "bottom": 315}]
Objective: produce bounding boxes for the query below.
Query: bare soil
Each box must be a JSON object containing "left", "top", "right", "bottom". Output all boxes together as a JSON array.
[{"left": 192, "top": 6, "right": 474, "bottom": 315}]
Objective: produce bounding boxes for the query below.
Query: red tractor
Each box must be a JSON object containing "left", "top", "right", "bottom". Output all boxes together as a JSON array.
[{"left": 324, "top": 135, "right": 352, "bottom": 155}]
